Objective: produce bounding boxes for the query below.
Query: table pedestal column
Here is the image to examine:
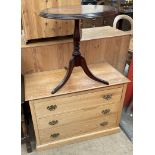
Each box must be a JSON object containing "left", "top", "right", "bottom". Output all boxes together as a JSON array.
[{"left": 51, "top": 19, "right": 109, "bottom": 94}]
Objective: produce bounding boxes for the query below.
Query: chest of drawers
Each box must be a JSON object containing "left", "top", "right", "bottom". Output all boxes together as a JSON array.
[{"left": 24, "top": 63, "right": 129, "bottom": 151}]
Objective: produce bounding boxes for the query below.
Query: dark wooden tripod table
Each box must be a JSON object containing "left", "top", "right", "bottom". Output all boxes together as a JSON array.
[{"left": 40, "top": 5, "right": 117, "bottom": 94}]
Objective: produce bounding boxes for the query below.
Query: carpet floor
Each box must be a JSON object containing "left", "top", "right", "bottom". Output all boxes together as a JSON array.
[{"left": 21, "top": 130, "right": 132, "bottom": 155}]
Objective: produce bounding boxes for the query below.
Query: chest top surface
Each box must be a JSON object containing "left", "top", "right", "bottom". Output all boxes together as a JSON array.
[
  {"left": 40, "top": 5, "right": 118, "bottom": 20},
  {"left": 24, "top": 63, "right": 129, "bottom": 101}
]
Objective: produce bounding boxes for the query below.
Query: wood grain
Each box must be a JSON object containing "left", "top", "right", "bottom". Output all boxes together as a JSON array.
[
  {"left": 24, "top": 63, "right": 130, "bottom": 101},
  {"left": 116, "top": 84, "right": 128, "bottom": 126},
  {"left": 22, "top": 0, "right": 81, "bottom": 42},
  {"left": 22, "top": 26, "right": 131, "bottom": 74},
  {"left": 25, "top": 63, "right": 129, "bottom": 151},
  {"left": 21, "top": 26, "right": 131, "bottom": 48},
  {"left": 33, "top": 86, "right": 123, "bottom": 117},
  {"left": 36, "top": 127, "right": 120, "bottom": 151},
  {"left": 39, "top": 113, "right": 117, "bottom": 144},
  {"left": 29, "top": 102, "right": 40, "bottom": 145},
  {"left": 37, "top": 103, "right": 120, "bottom": 130}
]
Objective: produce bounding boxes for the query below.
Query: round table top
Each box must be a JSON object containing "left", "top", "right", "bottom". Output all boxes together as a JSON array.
[{"left": 40, "top": 5, "right": 118, "bottom": 20}]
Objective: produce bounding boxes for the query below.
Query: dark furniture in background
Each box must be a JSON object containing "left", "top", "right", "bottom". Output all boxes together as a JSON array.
[
  {"left": 81, "top": 0, "right": 117, "bottom": 28},
  {"left": 21, "top": 75, "right": 32, "bottom": 153},
  {"left": 82, "top": 0, "right": 97, "bottom": 5},
  {"left": 81, "top": 0, "right": 133, "bottom": 30},
  {"left": 118, "top": 0, "right": 133, "bottom": 31}
]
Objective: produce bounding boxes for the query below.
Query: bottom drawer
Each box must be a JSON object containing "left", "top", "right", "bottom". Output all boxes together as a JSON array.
[{"left": 39, "top": 113, "right": 118, "bottom": 144}]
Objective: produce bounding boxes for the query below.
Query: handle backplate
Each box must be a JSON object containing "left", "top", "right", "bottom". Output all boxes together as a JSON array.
[
  {"left": 100, "top": 121, "right": 108, "bottom": 126},
  {"left": 101, "top": 109, "right": 111, "bottom": 114},
  {"left": 50, "top": 133, "right": 60, "bottom": 138},
  {"left": 103, "top": 94, "right": 112, "bottom": 100},
  {"left": 47, "top": 105, "right": 57, "bottom": 111},
  {"left": 49, "top": 120, "right": 58, "bottom": 126}
]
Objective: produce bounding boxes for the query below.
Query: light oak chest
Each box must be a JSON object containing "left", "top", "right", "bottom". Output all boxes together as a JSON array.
[
  {"left": 24, "top": 63, "right": 129, "bottom": 151},
  {"left": 22, "top": 0, "right": 81, "bottom": 42}
]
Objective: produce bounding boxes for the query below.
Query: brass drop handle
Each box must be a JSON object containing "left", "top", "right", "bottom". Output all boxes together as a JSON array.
[
  {"left": 49, "top": 120, "right": 58, "bottom": 126},
  {"left": 101, "top": 109, "right": 111, "bottom": 114},
  {"left": 103, "top": 94, "right": 112, "bottom": 100},
  {"left": 50, "top": 133, "right": 60, "bottom": 138},
  {"left": 100, "top": 121, "right": 108, "bottom": 126},
  {"left": 47, "top": 105, "right": 57, "bottom": 111}
]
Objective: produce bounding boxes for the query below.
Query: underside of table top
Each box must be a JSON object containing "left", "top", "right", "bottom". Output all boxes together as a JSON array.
[{"left": 40, "top": 5, "right": 118, "bottom": 20}]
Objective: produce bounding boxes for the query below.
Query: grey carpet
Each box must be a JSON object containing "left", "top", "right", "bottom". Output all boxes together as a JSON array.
[{"left": 21, "top": 130, "right": 132, "bottom": 155}]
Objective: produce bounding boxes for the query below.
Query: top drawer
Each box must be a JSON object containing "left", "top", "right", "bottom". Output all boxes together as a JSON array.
[{"left": 32, "top": 86, "right": 123, "bottom": 118}]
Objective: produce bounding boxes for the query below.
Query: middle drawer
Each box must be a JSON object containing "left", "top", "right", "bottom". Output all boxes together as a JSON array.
[{"left": 37, "top": 103, "right": 119, "bottom": 130}]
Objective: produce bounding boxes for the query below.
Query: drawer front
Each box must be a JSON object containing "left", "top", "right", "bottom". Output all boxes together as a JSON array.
[
  {"left": 39, "top": 113, "right": 117, "bottom": 144},
  {"left": 37, "top": 103, "right": 119, "bottom": 130},
  {"left": 34, "top": 86, "right": 123, "bottom": 118}
]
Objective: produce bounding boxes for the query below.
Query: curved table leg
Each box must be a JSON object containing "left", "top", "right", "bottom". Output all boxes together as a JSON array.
[
  {"left": 80, "top": 56, "right": 109, "bottom": 85},
  {"left": 51, "top": 19, "right": 109, "bottom": 94},
  {"left": 51, "top": 58, "right": 74, "bottom": 94}
]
